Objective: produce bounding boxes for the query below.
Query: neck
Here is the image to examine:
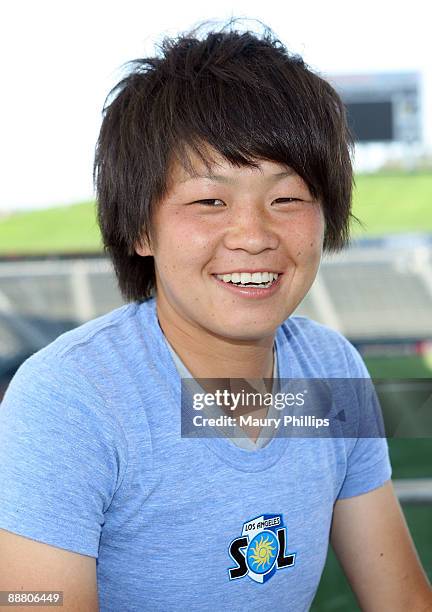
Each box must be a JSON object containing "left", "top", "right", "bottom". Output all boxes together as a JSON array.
[{"left": 155, "top": 301, "right": 275, "bottom": 380}]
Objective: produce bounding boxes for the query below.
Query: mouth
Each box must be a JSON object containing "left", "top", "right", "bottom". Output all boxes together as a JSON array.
[{"left": 211, "top": 271, "right": 283, "bottom": 298}]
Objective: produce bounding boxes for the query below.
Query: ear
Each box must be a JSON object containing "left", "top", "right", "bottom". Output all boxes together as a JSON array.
[{"left": 135, "top": 235, "right": 153, "bottom": 257}]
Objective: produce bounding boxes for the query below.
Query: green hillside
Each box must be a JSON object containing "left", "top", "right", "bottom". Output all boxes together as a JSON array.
[
  {"left": 0, "top": 202, "right": 102, "bottom": 254},
  {"left": 0, "top": 172, "right": 431, "bottom": 255},
  {"left": 351, "top": 172, "right": 432, "bottom": 236}
]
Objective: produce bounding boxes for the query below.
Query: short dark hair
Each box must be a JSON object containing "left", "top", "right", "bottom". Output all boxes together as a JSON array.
[{"left": 94, "top": 18, "right": 358, "bottom": 302}]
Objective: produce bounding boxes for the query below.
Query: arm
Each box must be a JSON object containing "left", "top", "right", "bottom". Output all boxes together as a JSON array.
[
  {"left": 0, "top": 355, "right": 125, "bottom": 611},
  {"left": 330, "top": 480, "right": 432, "bottom": 611},
  {"left": 0, "top": 528, "right": 98, "bottom": 612}
]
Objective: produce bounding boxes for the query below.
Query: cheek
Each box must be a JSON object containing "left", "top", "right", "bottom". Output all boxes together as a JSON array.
[
  {"left": 289, "top": 209, "right": 325, "bottom": 258},
  {"left": 155, "top": 214, "right": 212, "bottom": 271}
]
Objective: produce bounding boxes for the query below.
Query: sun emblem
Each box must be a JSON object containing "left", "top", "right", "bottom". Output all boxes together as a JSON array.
[{"left": 247, "top": 531, "right": 278, "bottom": 574}]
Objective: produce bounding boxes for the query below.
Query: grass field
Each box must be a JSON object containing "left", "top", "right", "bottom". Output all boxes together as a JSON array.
[{"left": 0, "top": 171, "right": 431, "bottom": 254}]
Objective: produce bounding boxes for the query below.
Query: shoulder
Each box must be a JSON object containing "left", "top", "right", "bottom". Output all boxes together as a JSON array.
[
  {"left": 31, "top": 301, "right": 140, "bottom": 362},
  {"left": 1, "top": 300, "right": 153, "bottom": 421},
  {"left": 1, "top": 304, "right": 137, "bottom": 468},
  {"left": 279, "top": 315, "right": 369, "bottom": 378},
  {"left": 11, "top": 298, "right": 157, "bottom": 377},
  {"left": 283, "top": 314, "right": 351, "bottom": 348}
]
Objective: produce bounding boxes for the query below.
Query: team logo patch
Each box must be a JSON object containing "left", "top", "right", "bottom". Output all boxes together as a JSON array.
[{"left": 228, "top": 513, "right": 296, "bottom": 583}]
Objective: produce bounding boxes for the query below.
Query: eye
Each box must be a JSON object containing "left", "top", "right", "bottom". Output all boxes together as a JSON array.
[
  {"left": 273, "top": 197, "right": 302, "bottom": 204},
  {"left": 193, "top": 199, "right": 225, "bottom": 207}
]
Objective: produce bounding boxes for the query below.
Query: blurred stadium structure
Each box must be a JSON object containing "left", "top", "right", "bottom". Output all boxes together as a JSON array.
[{"left": 301, "top": 235, "right": 432, "bottom": 345}]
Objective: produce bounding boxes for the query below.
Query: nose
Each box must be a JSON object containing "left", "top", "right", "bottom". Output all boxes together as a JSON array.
[{"left": 223, "top": 205, "right": 279, "bottom": 253}]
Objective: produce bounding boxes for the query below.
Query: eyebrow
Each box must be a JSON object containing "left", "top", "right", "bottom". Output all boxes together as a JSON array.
[{"left": 179, "top": 169, "right": 295, "bottom": 184}]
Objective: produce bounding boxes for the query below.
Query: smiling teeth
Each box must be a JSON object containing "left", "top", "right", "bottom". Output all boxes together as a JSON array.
[{"left": 216, "top": 272, "right": 279, "bottom": 284}]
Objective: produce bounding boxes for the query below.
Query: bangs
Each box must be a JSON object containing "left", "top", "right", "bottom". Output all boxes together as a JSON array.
[{"left": 151, "top": 37, "right": 340, "bottom": 201}]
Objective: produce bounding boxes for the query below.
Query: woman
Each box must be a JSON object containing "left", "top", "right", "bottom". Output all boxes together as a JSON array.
[{"left": 0, "top": 20, "right": 431, "bottom": 611}]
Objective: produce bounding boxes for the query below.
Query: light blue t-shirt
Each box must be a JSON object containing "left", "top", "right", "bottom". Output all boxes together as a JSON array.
[{"left": 0, "top": 297, "right": 391, "bottom": 611}]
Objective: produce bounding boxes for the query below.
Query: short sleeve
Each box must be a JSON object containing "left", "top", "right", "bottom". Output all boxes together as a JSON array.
[
  {"left": 336, "top": 339, "right": 392, "bottom": 500},
  {"left": 337, "top": 436, "right": 392, "bottom": 499},
  {"left": 0, "top": 352, "right": 126, "bottom": 558}
]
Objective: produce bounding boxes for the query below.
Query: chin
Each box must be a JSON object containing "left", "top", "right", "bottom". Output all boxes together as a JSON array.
[{"left": 208, "top": 318, "right": 278, "bottom": 342}]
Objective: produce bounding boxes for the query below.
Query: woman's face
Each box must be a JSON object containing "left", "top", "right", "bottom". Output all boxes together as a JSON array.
[{"left": 136, "top": 148, "right": 325, "bottom": 344}]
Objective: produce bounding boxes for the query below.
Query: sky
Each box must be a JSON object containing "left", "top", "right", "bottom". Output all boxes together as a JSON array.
[{"left": 1, "top": 0, "right": 431, "bottom": 212}]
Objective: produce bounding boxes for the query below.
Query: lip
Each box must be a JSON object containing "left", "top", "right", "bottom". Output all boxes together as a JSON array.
[{"left": 211, "top": 273, "right": 283, "bottom": 299}]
